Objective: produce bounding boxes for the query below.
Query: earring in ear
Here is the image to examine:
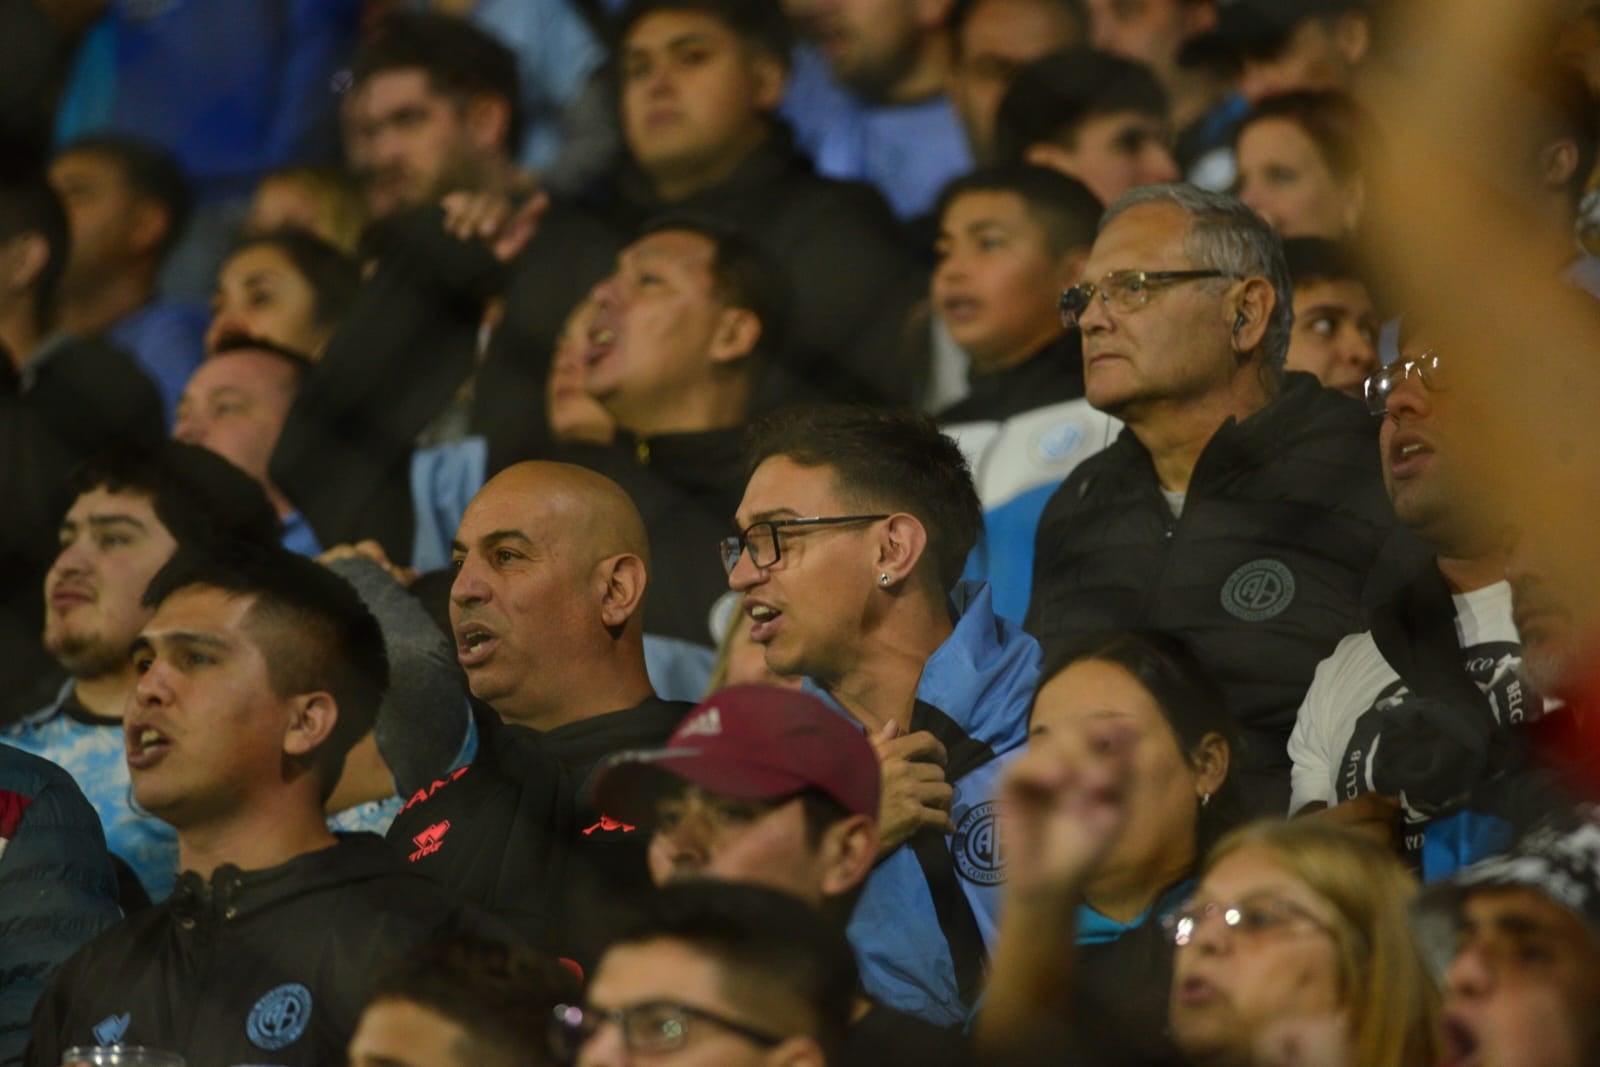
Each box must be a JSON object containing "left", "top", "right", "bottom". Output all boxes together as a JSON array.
[
  {"left": 1201, "top": 792, "right": 1212, "bottom": 808},
  {"left": 879, "top": 573, "right": 890, "bottom": 587},
  {"left": 1233, "top": 312, "right": 1246, "bottom": 333}
]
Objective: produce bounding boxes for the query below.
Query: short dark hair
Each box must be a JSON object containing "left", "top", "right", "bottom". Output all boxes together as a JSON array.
[
  {"left": 56, "top": 134, "right": 193, "bottom": 260},
  {"left": 210, "top": 333, "right": 317, "bottom": 384},
  {"left": 618, "top": 0, "right": 793, "bottom": 63},
  {"left": 1035, "top": 629, "right": 1246, "bottom": 855},
  {"left": 220, "top": 229, "right": 361, "bottom": 353},
  {"left": 1282, "top": 236, "right": 1367, "bottom": 290},
  {"left": 746, "top": 406, "right": 982, "bottom": 594},
  {"left": 952, "top": 0, "right": 1086, "bottom": 49},
  {"left": 606, "top": 882, "right": 857, "bottom": 1061},
  {"left": 0, "top": 174, "right": 69, "bottom": 325},
  {"left": 637, "top": 213, "right": 791, "bottom": 362},
  {"left": 936, "top": 164, "right": 1104, "bottom": 257},
  {"left": 1235, "top": 89, "right": 1377, "bottom": 185},
  {"left": 368, "top": 934, "right": 579, "bottom": 1067},
  {"left": 352, "top": 12, "right": 523, "bottom": 156},
  {"left": 142, "top": 543, "right": 389, "bottom": 800},
  {"left": 994, "top": 47, "right": 1168, "bottom": 167},
  {"left": 67, "top": 440, "right": 282, "bottom": 554}
]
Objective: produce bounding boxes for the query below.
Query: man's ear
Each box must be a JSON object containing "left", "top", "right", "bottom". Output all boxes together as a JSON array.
[
  {"left": 1225, "top": 277, "right": 1276, "bottom": 355},
  {"left": 817, "top": 813, "right": 878, "bottom": 898},
  {"left": 1024, "top": 142, "right": 1078, "bottom": 179},
  {"left": 751, "top": 52, "right": 787, "bottom": 112},
  {"left": 1055, "top": 246, "right": 1091, "bottom": 291},
  {"left": 1333, "top": 11, "right": 1371, "bottom": 66},
  {"left": 710, "top": 306, "right": 763, "bottom": 366},
  {"left": 764, "top": 1036, "right": 828, "bottom": 1067},
  {"left": 915, "top": 0, "right": 957, "bottom": 31},
  {"left": 874, "top": 513, "right": 929, "bottom": 589},
  {"left": 463, "top": 93, "right": 513, "bottom": 155},
  {"left": 1190, "top": 731, "right": 1230, "bottom": 800},
  {"left": 2, "top": 233, "right": 50, "bottom": 293},
  {"left": 127, "top": 199, "right": 170, "bottom": 259},
  {"left": 1540, "top": 139, "right": 1580, "bottom": 195},
  {"left": 282, "top": 691, "right": 339, "bottom": 759},
  {"left": 598, "top": 552, "right": 649, "bottom": 630}
]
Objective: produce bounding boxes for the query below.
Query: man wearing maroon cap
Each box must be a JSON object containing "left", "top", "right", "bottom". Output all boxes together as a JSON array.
[{"left": 593, "top": 685, "right": 972, "bottom": 1067}]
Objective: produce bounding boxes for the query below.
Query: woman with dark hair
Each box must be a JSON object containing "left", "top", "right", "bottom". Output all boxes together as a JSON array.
[
  {"left": 1234, "top": 90, "right": 1378, "bottom": 239},
  {"left": 204, "top": 228, "right": 361, "bottom": 358},
  {"left": 981, "top": 629, "right": 1246, "bottom": 1066}
]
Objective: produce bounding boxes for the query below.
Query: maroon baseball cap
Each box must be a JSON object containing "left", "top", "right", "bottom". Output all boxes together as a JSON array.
[{"left": 590, "top": 685, "right": 881, "bottom": 827}]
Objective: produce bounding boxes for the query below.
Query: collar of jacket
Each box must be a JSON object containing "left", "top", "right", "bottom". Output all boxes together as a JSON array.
[
  {"left": 167, "top": 834, "right": 404, "bottom": 925},
  {"left": 613, "top": 121, "right": 815, "bottom": 217}
]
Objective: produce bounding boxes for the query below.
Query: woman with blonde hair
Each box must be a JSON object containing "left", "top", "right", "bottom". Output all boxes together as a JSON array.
[{"left": 1167, "top": 819, "right": 1441, "bottom": 1067}]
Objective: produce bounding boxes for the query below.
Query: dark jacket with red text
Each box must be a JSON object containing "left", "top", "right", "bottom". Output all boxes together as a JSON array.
[
  {"left": 25, "top": 835, "right": 477, "bottom": 1067},
  {"left": 385, "top": 697, "right": 687, "bottom": 971}
]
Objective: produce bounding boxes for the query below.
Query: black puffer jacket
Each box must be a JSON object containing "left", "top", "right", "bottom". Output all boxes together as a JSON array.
[
  {"left": 26, "top": 835, "right": 482, "bottom": 1067},
  {"left": 1025, "top": 374, "right": 1393, "bottom": 810}
]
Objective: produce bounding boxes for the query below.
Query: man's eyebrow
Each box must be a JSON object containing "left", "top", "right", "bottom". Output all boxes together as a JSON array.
[
  {"left": 741, "top": 508, "right": 802, "bottom": 526},
  {"left": 86, "top": 515, "right": 149, "bottom": 532},
  {"left": 134, "top": 632, "right": 233, "bottom": 657}
]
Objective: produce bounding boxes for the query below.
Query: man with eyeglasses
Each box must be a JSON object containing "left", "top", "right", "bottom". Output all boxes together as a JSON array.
[
  {"left": 724, "top": 405, "right": 1041, "bottom": 1026},
  {"left": 1026, "top": 183, "right": 1393, "bottom": 815},
  {"left": 556, "top": 881, "right": 856, "bottom": 1067},
  {"left": 1288, "top": 323, "right": 1548, "bottom": 880},
  {"left": 1415, "top": 807, "right": 1600, "bottom": 1067}
]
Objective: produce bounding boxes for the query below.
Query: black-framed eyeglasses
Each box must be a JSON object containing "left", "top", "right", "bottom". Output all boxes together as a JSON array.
[
  {"left": 1363, "top": 348, "right": 1444, "bottom": 416},
  {"left": 548, "top": 1000, "right": 786, "bottom": 1061},
  {"left": 1162, "top": 894, "right": 1338, "bottom": 948},
  {"left": 720, "top": 515, "right": 890, "bottom": 575},
  {"left": 1059, "top": 269, "right": 1241, "bottom": 329}
]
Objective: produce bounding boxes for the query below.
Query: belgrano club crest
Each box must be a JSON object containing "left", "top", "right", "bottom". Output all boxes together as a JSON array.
[{"left": 953, "top": 801, "right": 1005, "bottom": 885}]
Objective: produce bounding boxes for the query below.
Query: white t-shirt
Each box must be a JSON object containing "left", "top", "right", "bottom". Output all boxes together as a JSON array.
[{"left": 1287, "top": 581, "right": 1528, "bottom": 817}]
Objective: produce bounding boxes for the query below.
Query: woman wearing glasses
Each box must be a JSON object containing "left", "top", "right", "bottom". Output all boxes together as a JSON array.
[
  {"left": 982, "top": 629, "right": 1247, "bottom": 1066},
  {"left": 1168, "top": 820, "right": 1441, "bottom": 1067}
]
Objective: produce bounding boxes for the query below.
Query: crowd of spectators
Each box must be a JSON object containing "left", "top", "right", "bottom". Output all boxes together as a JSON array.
[{"left": 3, "top": 0, "right": 1600, "bottom": 1065}]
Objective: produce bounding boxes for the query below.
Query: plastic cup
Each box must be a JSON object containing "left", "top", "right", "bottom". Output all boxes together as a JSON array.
[{"left": 60, "top": 1048, "right": 185, "bottom": 1067}]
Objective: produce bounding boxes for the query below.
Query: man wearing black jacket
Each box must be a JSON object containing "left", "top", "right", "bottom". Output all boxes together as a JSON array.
[
  {"left": 557, "top": 215, "right": 787, "bottom": 651},
  {"left": 27, "top": 546, "right": 480, "bottom": 1067},
  {"left": 606, "top": 0, "right": 924, "bottom": 407},
  {"left": 386, "top": 461, "right": 689, "bottom": 969},
  {"left": 1027, "top": 184, "right": 1393, "bottom": 812}
]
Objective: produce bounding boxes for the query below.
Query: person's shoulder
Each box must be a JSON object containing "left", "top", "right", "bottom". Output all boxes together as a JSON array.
[
  {"left": 848, "top": 1002, "right": 971, "bottom": 1067},
  {"left": 0, "top": 739, "right": 77, "bottom": 796},
  {"left": 1271, "top": 372, "right": 1382, "bottom": 445}
]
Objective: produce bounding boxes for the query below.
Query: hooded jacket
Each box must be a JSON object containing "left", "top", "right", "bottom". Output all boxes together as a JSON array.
[
  {"left": 26, "top": 835, "right": 479, "bottom": 1067},
  {"left": 808, "top": 583, "right": 1040, "bottom": 1026},
  {"left": 1025, "top": 373, "right": 1393, "bottom": 810}
]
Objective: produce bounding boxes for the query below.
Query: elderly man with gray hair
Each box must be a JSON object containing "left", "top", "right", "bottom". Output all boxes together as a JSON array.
[{"left": 1025, "top": 183, "right": 1394, "bottom": 814}]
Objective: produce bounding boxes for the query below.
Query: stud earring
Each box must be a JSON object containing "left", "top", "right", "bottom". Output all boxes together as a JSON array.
[{"left": 879, "top": 573, "right": 890, "bottom": 587}]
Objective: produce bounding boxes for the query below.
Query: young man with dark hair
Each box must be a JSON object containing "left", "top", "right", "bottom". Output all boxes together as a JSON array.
[
  {"left": 558, "top": 881, "right": 857, "bottom": 1067},
  {"left": 6, "top": 441, "right": 281, "bottom": 901},
  {"left": 348, "top": 11, "right": 525, "bottom": 219},
  {"left": 349, "top": 933, "right": 578, "bottom": 1067},
  {"left": 1197, "top": 0, "right": 1372, "bottom": 104},
  {"left": 726, "top": 406, "right": 1040, "bottom": 1025},
  {"left": 948, "top": 0, "right": 1086, "bottom": 164},
  {"left": 932, "top": 165, "right": 1119, "bottom": 622},
  {"left": 559, "top": 214, "right": 787, "bottom": 655},
  {"left": 593, "top": 684, "right": 972, "bottom": 1066},
  {"left": 610, "top": 0, "right": 924, "bottom": 407},
  {"left": 782, "top": 0, "right": 973, "bottom": 221},
  {"left": 26, "top": 544, "right": 483, "bottom": 1067},
  {"left": 994, "top": 47, "right": 1179, "bottom": 207},
  {"left": 49, "top": 135, "right": 206, "bottom": 421},
  {"left": 1281, "top": 236, "right": 1378, "bottom": 398}
]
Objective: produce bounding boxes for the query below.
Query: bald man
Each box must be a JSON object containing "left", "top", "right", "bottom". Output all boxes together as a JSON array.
[{"left": 385, "top": 462, "right": 690, "bottom": 968}]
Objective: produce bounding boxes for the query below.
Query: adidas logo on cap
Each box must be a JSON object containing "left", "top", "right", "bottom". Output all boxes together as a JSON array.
[{"left": 677, "top": 706, "right": 723, "bottom": 739}]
